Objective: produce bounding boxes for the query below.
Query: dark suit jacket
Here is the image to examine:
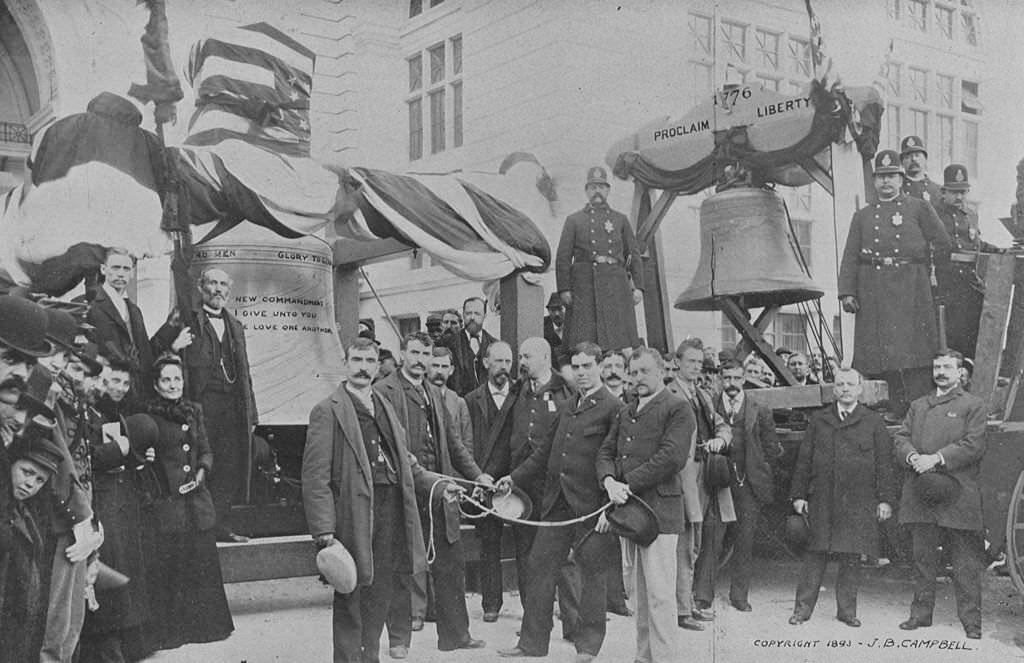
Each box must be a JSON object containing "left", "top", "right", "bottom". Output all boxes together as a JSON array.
[
  {"left": 543, "top": 316, "right": 564, "bottom": 368},
  {"left": 375, "top": 372, "right": 482, "bottom": 543},
  {"left": 464, "top": 381, "right": 505, "bottom": 465},
  {"left": 87, "top": 286, "right": 155, "bottom": 391},
  {"left": 513, "top": 385, "right": 622, "bottom": 518},
  {"left": 715, "top": 394, "right": 779, "bottom": 503},
  {"left": 442, "top": 329, "right": 496, "bottom": 396},
  {"left": 153, "top": 307, "right": 258, "bottom": 427},
  {"left": 301, "top": 387, "right": 435, "bottom": 587},
  {"left": 596, "top": 388, "right": 694, "bottom": 534}
]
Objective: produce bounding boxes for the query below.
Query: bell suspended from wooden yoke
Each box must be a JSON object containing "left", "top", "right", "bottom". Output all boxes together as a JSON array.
[{"left": 675, "top": 187, "right": 823, "bottom": 311}]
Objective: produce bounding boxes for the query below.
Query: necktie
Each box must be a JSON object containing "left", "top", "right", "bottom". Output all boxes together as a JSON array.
[
  {"left": 839, "top": 409, "right": 847, "bottom": 421},
  {"left": 469, "top": 335, "right": 480, "bottom": 355}
]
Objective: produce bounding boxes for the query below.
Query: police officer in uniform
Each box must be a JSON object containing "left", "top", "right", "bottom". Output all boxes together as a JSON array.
[
  {"left": 555, "top": 167, "right": 643, "bottom": 351},
  {"left": 932, "top": 164, "right": 1002, "bottom": 358},
  {"left": 900, "top": 136, "right": 942, "bottom": 204},
  {"left": 839, "top": 149, "right": 952, "bottom": 417}
]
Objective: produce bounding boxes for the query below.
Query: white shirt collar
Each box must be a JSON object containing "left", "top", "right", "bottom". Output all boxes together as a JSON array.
[
  {"left": 401, "top": 368, "right": 423, "bottom": 388},
  {"left": 488, "top": 380, "right": 509, "bottom": 396},
  {"left": 636, "top": 385, "right": 664, "bottom": 412},
  {"left": 837, "top": 402, "right": 857, "bottom": 417},
  {"left": 346, "top": 382, "right": 375, "bottom": 412},
  {"left": 724, "top": 390, "right": 744, "bottom": 410}
]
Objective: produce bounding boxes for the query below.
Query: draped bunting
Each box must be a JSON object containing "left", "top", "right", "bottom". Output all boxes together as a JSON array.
[{"left": 606, "top": 80, "right": 878, "bottom": 194}]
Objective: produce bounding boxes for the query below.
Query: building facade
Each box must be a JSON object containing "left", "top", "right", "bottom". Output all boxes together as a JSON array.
[{"left": 0, "top": 0, "right": 993, "bottom": 361}]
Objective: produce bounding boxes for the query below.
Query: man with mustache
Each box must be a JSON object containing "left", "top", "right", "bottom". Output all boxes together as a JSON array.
[
  {"left": 931, "top": 164, "right": 1003, "bottom": 358},
  {"left": 839, "top": 149, "right": 951, "bottom": 417},
  {"left": 480, "top": 337, "right": 575, "bottom": 624},
  {"left": 87, "top": 248, "right": 189, "bottom": 398},
  {"left": 709, "top": 360, "right": 779, "bottom": 612},
  {"left": 543, "top": 293, "right": 566, "bottom": 370},
  {"left": 894, "top": 349, "right": 986, "bottom": 639},
  {"left": 555, "top": 166, "right": 643, "bottom": 351},
  {"left": 596, "top": 347, "right": 693, "bottom": 663},
  {"left": 376, "top": 332, "right": 491, "bottom": 657},
  {"left": 441, "top": 297, "right": 496, "bottom": 396},
  {"left": 153, "top": 267, "right": 257, "bottom": 543},
  {"left": 899, "top": 136, "right": 942, "bottom": 204},
  {"left": 0, "top": 296, "right": 52, "bottom": 445},
  {"left": 464, "top": 341, "right": 514, "bottom": 622},
  {"left": 600, "top": 350, "right": 628, "bottom": 402},
  {"left": 302, "top": 337, "right": 462, "bottom": 663}
]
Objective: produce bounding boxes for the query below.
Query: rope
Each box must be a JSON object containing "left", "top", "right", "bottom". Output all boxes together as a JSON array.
[
  {"left": 458, "top": 494, "right": 611, "bottom": 528},
  {"left": 359, "top": 267, "right": 403, "bottom": 342}
]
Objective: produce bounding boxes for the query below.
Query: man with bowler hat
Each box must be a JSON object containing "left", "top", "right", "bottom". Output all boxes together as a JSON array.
[
  {"left": 894, "top": 349, "right": 986, "bottom": 640},
  {"left": 900, "top": 136, "right": 942, "bottom": 204},
  {"left": 932, "top": 164, "right": 1003, "bottom": 357},
  {"left": 556, "top": 167, "right": 643, "bottom": 351},
  {"left": 0, "top": 296, "right": 53, "bottom": 444},
  {"left": 543, "top": 293, "right": 566, "bottom": 370},
  {"left": 596, "top": 347, "right": 693, "bottom": 663},
  {"left": 839, "top": 149, "right": 951, "bottom": 417}
]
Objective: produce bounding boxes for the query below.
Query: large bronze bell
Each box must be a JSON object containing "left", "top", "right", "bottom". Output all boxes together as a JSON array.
[{"left": 675, "top": 187, "right": 823, "bottom": 311}]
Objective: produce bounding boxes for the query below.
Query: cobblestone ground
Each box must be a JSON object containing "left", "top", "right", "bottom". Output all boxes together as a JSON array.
[{"left": 148, "top": 558, "right": 1024, "bottom": 662}]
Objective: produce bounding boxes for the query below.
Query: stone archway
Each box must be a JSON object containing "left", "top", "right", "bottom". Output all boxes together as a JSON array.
[{"left": 2, "top": 0, "right": 58, "bottom": 132}]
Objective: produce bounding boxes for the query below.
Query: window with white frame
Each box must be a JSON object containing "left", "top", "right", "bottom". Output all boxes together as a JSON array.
[
  {"left": 887, "top": 0, "right": 979, "bottom": 46},
  {"left": 775, "top": 313, "right": 809, "bottom": 356},
  {"left": 407, "top": 34, "right": 463, "bottom": 161},
  {"left": 409, "top": 0, "right": 444, "bottom": 19}
]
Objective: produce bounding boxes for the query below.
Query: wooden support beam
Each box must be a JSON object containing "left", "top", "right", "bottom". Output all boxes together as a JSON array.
[
  {"left": 744, "top": 379, "right": 889, "bottom": 410},
  {"left": 641, "top": 229, "right": 675, "bottom": 353},
  {"left": 973, "top": 253, "right": 1016, "bottom": 412},
  {"left": 499, "top": 274, "right": 543, "bottom": 360},
  {"left": 719, "top": 298, "right": 797, "bottom": 384},
  {"left": 636, "top": 190, "right": 678, "bottom": 249},
  {"left": 334, "top": 265, "right": 360, "bottom": 349}
]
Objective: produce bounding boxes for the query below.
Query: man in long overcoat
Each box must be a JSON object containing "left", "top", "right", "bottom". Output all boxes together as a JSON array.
[
  {"left": 838, "top": 149, "right": 952, "bottom": 416},
  {"left": 789, "top": 368, "right": 895, "bottom": 626},
  {"left": 893, "top": 349, "right": 986, "bottom": 639},
  {"left": 302, "top": 338, "right": 458, "bottom": 663},
  {"left": 556, "top": 167, "right": 643, "bottom": 351}
]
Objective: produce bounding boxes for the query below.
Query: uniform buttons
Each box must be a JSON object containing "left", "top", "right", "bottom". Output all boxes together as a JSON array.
[
  {"left": 183, "top": 464, "right": 192, "bottom": 472},
  {"left": 182, "top": 444, "right": 191, "bottom": 452},
  {"left": 626, "top": 436, "right": 633, "bottom": 441},
  {"left": 894, "top": 248, "right": 900, "bottom": 253}
]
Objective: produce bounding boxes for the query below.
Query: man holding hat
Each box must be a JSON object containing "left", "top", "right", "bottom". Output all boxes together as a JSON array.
[
  {"left": 555, "top": 166, "right": 643, "bottom": 351},
  {"left": 496, "top": 341, "right": 621, "bottom": 663},
  {"left": 839, "top": 149, "right": 952, "bottom": 417},
  {"left": 596, "top": 347, "right": 693, "bottom": 663},
  {"left": 789, "top": 368, "right": 895, "bottom": 627},
  {"left": 932, "top": 164, "right": 1003, "bottom": 357},
  {"left": 302, "top": 337, "right": 463, "bottom": 663},
  {"left": 894, "top": 349, "right": 986, "bottom": 640},
  {"left": 899, "top": 136, "right": 942, "bottom": 204}
]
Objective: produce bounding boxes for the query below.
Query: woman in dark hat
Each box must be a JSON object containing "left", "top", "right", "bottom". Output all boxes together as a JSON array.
[
  {"left": 0, "top": 422, "right": 63, "bottom": 663},
  {"left": 138, "top": 353, "right": 233, "bottom": 650}
]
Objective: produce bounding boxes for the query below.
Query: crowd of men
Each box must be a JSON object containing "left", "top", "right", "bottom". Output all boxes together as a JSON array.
[
  {"left": 0, "top": 144, "right": 1001, "bottom": 663},
  {"left": 0, "top": 249, "right": 254, "bottom": 662},
  {"left": 305, "top": 153, "right": 998, "bottom": 663}
]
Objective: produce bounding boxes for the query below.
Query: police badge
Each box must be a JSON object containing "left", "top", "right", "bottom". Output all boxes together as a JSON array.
[
  {"left": 892, "top": 212, "right": 903, "bottom": 227},
  {"left": 604, "top": 220, "right": 614, "bottom": 234}
]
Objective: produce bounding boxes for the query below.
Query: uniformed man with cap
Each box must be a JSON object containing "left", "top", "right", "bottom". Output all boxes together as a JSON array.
[
  {"left": 839, "top": 150, "right": 952, "bottom": 417},
  {"left": 900, "top": 136, "right": 942, "bottom": 204},
  {"left": 555, "top": 167, "right": 643, "bottom": 351},
  {"left": 932, "top": 164, "right": 1002, "bottom": 358}
]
